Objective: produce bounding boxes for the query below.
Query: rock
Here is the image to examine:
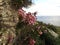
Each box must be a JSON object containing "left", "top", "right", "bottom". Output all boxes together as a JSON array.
[
  {"left": 2, "top": 18, "right": 9, "bottom": 21},
  {"left": 47, "top": 28, "right": 59, "bottom": 38},
  {"left": 6, "top": 10, "right": 12, "bottom": 16},
  {"left": 0, "top": 39, "right": 2, "bottom": 41},
  {"left": 3, "top": 21, "right": 16, "bottom": 27},
  {"left": 9, "top": 22, "right": 16, "bottom": 26},
  {"left": 0, "top": 0, "right": 18, "bottom": 45},
  {"left": 0, "top": 6, "right": 4, "bottom": 10},
  {"left": 0, "top": 2, "right": 4, "bottom": 5},
  {"left": 0, "top": 0, "right": 3, "bottom": 2}
]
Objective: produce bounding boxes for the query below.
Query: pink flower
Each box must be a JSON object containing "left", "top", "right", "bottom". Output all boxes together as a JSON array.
[
  {"left": 26, "top": 12, "right": 36, "bottom": 25},
  {"left": 18, "top": 8, "right": 26, "bottom": 19},
  {"left": 44, "top": 30, "right": 47, "bottom": 33},
  {"left": 18, "top": 8, "right": 25, "bottom": 15},
  {"left": 28, "top": 38, "right": 36, "bottom": 45},
  {"left": 18, "top": 9, "right": 23, "bottom": 16},
  {"left": 18, "top": 8, "right": 36, "bottom": 25},
  {"left": 7, "top": 34, "right": 14, "bottom": 43},
  {"left": 39, "top": 31, "right": 43, "bottom": 35},
  {"left": 37, "top": 26, "right": 41, "bottom": 30}
]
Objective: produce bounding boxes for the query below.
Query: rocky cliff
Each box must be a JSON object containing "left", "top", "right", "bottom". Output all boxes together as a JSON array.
[{"left": 0, "top": 0, "right": 18, "bottom": 45}]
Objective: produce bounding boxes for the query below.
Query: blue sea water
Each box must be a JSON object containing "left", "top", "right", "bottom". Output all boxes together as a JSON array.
[{"left": 37, "top": 16, "right": 60, "bottom": 26}]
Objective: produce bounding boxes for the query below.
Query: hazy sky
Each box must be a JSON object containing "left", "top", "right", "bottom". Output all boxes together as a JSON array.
[{"left": 23, "top": 0, "right": 60, "bottom": 16}]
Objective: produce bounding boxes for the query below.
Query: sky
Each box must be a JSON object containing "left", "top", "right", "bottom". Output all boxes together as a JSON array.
[
  {"left": 23, "top": 0, "right": 60, "bottom": 26},
  {"left": 23, "top": 0, "right": 60, "bottom": 16}
]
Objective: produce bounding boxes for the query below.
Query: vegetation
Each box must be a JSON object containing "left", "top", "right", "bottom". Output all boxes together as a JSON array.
[
  {"left": 0, "top": 0, "right": 60, "bottom": 45},
  {"left": 10, "top": 0, "right": 32, "bottom": 10},
  {"left": 13, "top": 8, "right": 60, "bottom": 45}
]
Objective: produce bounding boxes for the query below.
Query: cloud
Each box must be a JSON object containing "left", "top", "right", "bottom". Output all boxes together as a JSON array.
[{"left": 23, "top": 0, "right": 60, "bottom": 16}]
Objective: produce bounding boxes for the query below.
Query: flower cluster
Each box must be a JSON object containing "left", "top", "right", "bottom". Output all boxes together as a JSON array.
[
  {"left": 36, "top": 26, "right": 48, "bottom": 35},
  {"left": 18, "top": 8, "right": 36, "bottom": 25}
]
